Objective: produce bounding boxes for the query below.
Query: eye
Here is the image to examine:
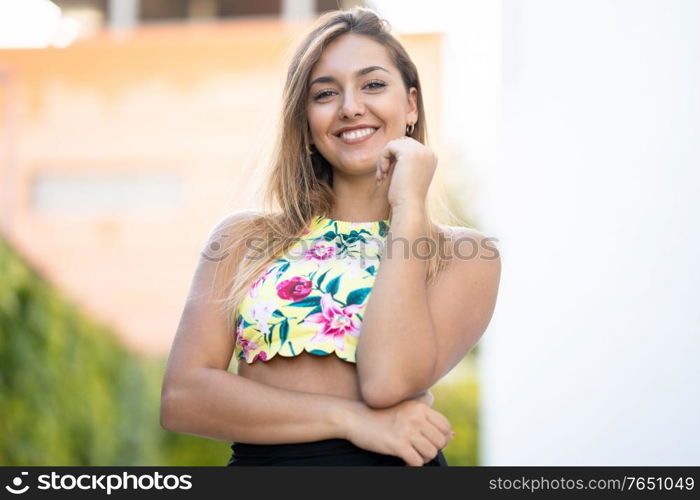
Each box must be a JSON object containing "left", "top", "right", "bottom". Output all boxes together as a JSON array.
[
  {"left": 313, "top": 89, "right": 335, "bottom": 100},
  {"left": 312, "top": 80, "right": 387, "bottom": 101},
  {"left": 365, "top": 79, "right": 386, "bottom": 90}
]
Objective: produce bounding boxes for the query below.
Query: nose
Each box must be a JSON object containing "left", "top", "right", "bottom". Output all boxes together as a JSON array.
[{"left": 338, "top": 89, "right": 365, "bottom": 119}]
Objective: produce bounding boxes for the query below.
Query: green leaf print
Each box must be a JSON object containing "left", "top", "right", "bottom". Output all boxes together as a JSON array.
[
  {"left": 316, "top": 269, "right": 330, "bottom": 288},
  {"left": 288, "top": 295, "right": 321, "bottom": 308},
  {"left": 346, "top": 287, "right": 371, "bottom": 306},
  {"left": 275, "top": 261, "right": 291, "bottom": 281},
  {"left": 272, "top": 309, "right": 285, "bottom": 318},
  {"left": 344, "top": 230, "right": 362, "bottom": 244},
  {"left": 309, "top": 349, "right": 330, "bottom": 356},
  {"left": 279, "top": 319, "right": 289, "bottom": 345},
  {"left": 325, "top": 275, "right": 341, "bottom": 295}
]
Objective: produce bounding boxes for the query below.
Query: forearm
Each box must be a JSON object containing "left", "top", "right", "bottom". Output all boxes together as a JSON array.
[
  {"left": 357, "top": 203, "right": 438, "bottom": 403},
  {"left": 161, "top": 367, "right": 361, "bottom": 444}
]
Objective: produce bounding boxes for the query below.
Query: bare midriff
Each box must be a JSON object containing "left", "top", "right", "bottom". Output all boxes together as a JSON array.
[
  {"left": 236, "top": 350, "right": 433, "bottom": 407},
  {"left": 236, "top": 351, "right": 364, "bottom": 401}
]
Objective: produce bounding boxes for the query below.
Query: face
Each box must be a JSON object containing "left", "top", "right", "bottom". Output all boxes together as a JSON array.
[{"left": 306, "top": 33, "right": 418, "bottom": 175}]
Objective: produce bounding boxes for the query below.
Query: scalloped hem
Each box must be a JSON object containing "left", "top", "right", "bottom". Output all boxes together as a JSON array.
[{"left": 237, "top": 344, "right": 357, "bottom": 365}]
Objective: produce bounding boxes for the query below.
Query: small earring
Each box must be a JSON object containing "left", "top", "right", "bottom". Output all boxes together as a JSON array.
[
  {"left": 405, "top": 122, "right": 415, "bottom": 136},
  {"left": 306, "top": 144, "right": 315, "bottom": 156}
]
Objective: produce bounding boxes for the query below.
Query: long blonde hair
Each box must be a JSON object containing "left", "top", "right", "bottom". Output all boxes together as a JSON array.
[{"left": 215, "top": 6, "right": 463, "bottom": 337}]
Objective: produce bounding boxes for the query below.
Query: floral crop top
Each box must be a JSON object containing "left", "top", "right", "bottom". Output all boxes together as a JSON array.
[{"left": 233, "top": 214, "right": 391, "bottom": 364}]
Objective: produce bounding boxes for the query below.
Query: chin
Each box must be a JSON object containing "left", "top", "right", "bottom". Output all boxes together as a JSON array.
[{"left": 336, "top": 161, "right": 376, "bottom": 175}]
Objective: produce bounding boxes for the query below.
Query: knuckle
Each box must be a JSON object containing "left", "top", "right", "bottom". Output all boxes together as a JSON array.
[{"left": 409, "top": 414, "right": 424, "bottom": 426}]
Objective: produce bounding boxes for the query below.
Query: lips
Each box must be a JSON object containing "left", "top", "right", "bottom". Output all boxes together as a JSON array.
[
  {"left": 334, "top": 124, "right": 381, "bottom": 136},
  {"left": 335, "top": 126, "right": 380, "bottom": 145}
]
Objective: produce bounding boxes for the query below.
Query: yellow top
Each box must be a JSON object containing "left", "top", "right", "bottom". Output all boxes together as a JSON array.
[{"left": 233, "top": 214, "right": 391, "bottom": 364}]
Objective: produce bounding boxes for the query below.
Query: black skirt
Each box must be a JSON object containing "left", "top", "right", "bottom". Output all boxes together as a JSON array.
[{"left": 227, "top": 438, "right": 448, "bottom": 466}]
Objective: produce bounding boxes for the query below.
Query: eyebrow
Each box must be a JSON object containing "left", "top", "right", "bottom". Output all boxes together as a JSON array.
[{"left": 309, "top": 65, "right": 390, "bottom": 87}]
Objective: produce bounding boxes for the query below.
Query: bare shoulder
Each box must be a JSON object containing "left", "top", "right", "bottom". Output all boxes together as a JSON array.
[
  {"left": 432, "top": 224, "right": 501, "bottom": 293},
  {"left": 203, "top": 209, "right": 265, "bottom": 250},
  {"left": 439, "top": 224, "right": 500, "bottom": 259},
  {"left": 200, "top": 209, "right": 265, "bottom": 266}
]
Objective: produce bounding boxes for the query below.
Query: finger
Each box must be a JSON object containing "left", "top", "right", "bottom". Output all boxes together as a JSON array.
[
  {"left": 376, "top": 151, "right": 386, "bottom": 177},
  {"left": 380, "top": 156, "right": 390, "bottom": 176},
  {"left": 400, "top": 445, "right": 425, "bottom": 467},
  {"left": 378, "top": 142, "right": 398, "bottom": 173},
  {"left": 421, "top": 423, "right": 450, "bottom": 450},
  {"left": 410, "top": 434, "right": 439, "bottom": 464},
  {"left": 425, "top": 409, "right": 452, "bottom": 435},
  {"left": 386, "top": 157, "right": 396, "bottom": 176}
]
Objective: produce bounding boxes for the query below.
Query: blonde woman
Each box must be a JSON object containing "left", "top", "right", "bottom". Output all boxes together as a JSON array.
[{"left": 160, "top": 6, "right": 501, "bottom": 467}]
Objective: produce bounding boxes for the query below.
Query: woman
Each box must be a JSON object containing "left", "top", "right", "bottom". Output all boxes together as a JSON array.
[{"left": 160, "top": 6, "right": 501, "bottom": 467}]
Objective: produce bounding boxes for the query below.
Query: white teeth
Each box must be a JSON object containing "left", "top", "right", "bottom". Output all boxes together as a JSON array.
[{"left": 339, "top": 127, "right": 377, "bottom": 140}]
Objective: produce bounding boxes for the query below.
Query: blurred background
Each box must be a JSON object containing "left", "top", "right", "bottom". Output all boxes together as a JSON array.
[{"left": 0, "top": 0, "right": 698, "bottom": 466}]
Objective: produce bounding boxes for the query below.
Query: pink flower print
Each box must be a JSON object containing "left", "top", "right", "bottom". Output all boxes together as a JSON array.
[
  {"left": 252, "top": 351, "right": 268, "bottom": 363},
  {"left": 236, "top": 317, "right": 268, "bottom": 362},
  {"left": 236, "top": 328, "right": 256, "bottom": 354},
  {"left": 236, "top": 318, "right": 245, "bottom": 340},
  {"left": 276, "top": 276, "right": 312, "bottom": 301},
  {"left": 304, "top": 240, "right": 336, "bottom": 263},
  {"left": 237, "top": 335, "right": 256, "bottom": 355},
  {"left": 250, "top": 300, "right": 276, "bottom": 335},
  {"left": 249, "top": 266, "right": 275, "bottom": 298},
  {"left": 237, "top": 336, "right": 268, "bottom": 363},
  {"left": 304, "top": 293, "right": 364, "bottom": 351}
]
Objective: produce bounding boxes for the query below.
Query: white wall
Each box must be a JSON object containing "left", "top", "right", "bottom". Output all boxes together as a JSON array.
[
  {"left": 484, "top": 0, "right": 700, "bottom": 465},
  {"left": 375, "top": 0, "right": 700, "bottom": 465}
]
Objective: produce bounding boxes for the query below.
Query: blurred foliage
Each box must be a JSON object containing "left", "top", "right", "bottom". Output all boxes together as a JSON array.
[
  {"left": 431, "top": 353, "right": 480, "bottom": 466},
  {"left": 0, "top": 237, "right": 223, "bottom": 465},
  {"left": 0, "top": 236, "right": 480, "bottom": 466}
]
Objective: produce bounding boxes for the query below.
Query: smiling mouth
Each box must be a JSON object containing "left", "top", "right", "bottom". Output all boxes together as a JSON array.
[{"left": 335, "top": 127, "right": 380, "bottom": 145}]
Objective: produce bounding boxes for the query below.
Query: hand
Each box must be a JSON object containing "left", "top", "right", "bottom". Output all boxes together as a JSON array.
[
  {"left": 343, "top": 397, "right": 454, "bottom": 466},
  {"left": 375, "top": 136, "right": 438, "bottom": 209}
]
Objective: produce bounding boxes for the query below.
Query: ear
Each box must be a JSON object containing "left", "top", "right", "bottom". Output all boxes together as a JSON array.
[{"left": 407, "top": 86, "right": 418, "bottom": 126}]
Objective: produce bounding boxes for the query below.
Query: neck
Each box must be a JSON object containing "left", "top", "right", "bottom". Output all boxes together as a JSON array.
[{"left": 328, "top": 168, "right": 392, "bottom": 222}]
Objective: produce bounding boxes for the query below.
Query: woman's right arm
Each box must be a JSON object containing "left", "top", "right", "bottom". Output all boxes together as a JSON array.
[{"left": 159, "top": 210, "right": 363, "bottom": 444}]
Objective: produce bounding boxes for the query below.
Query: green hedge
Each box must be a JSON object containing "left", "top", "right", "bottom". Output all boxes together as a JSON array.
[{"left": 0, "top": 237, "right": 223, "bottom": 465}]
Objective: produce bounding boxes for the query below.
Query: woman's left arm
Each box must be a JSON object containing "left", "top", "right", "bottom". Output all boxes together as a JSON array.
[{"left": 356, "top": 138, "right": 502, "bottom": 408}]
